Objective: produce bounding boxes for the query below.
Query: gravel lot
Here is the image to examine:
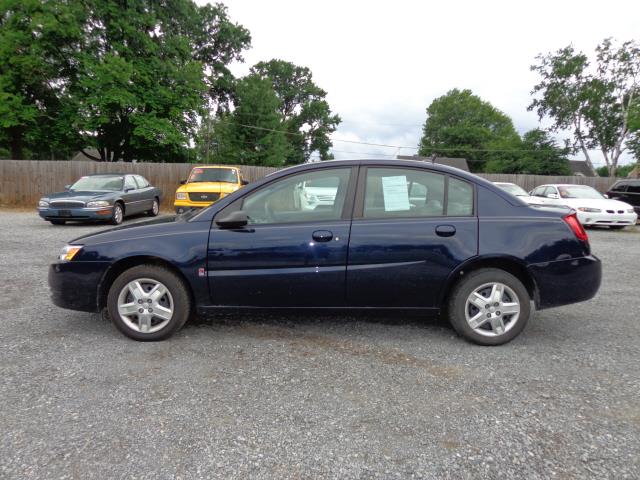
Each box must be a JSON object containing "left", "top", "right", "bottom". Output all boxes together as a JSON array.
[{"left": 1, "top": 211, "right": 639, "bottom": 479}]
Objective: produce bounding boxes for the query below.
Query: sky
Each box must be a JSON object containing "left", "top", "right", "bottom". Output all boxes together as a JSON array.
[{"left": 198, "top": 0, "right": 640, "bottom": 167}]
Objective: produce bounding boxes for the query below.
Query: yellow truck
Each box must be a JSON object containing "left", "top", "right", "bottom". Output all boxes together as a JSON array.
[{"left": 174, "top": 165, "right": 247, "bottom": 214}]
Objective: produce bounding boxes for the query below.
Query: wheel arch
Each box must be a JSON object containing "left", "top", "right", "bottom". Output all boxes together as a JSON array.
[
  {"left": 439, "top": 255, "right": 540, "bottom": 311},
  {"left": 97, "top": 255, "right": 194, "bottom": 312},
  {"left": 113, "top": 198, "right": 125, "bottom": 214}
]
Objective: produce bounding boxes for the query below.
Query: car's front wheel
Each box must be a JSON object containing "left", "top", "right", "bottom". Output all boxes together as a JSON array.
[
  {"left": 147, "top": 198, "right": 159, "bottom": 217},
  {"left": 107, "top": 265, "right": 191, "bottom": 341},
  {"left": 447, "top": 268, "right": 531, "bottom": 346},
  {"left": 111, "top": 202, "right": 124, "bottom": 225}
]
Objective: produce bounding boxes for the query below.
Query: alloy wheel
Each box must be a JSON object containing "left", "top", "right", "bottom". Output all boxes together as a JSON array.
[
  {"left": 116, "top": 278, "right": 174, "bottom": 333},
  {"left": 464, "top": 282, "right": 520, "bottom": 337}
]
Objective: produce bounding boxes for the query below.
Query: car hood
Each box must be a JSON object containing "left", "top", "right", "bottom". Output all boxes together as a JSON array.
[
  {"left": 562, "top": 198, "right": 632, "bottom": 210},
  {"left": 177, "top": 182, "right": 239, "bottom": 194},
  {"left": 46, "top": 190, "right": 116, "bottom": 202},
  {"left": 69, "top": 215, "right": 187, "bottom": 245}
]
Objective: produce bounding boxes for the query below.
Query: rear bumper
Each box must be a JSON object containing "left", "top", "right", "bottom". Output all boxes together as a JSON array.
[
  {"left": 38, "top": 207, "right": 113, "bottom": 221},
  {"left": 49, "top": 261, "right": 111, "bottom": 312},
  {"left": 528, "top": 255, "right": 601, "bottom": 310}
]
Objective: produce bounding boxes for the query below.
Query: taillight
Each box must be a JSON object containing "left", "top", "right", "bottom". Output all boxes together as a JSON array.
[{"left": 563, "top": 213, "right": 588, "bottom": 243}]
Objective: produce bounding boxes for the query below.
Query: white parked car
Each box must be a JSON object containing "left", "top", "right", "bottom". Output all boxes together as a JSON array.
[
  {"left": 493, "top": 182, "right": 540, "bottom": 205},
  {"left": 299, "top": 178, "right": 338, "bottom": 210},
  {"left": 529, "top": 184, "right": 638, "bottom": 229}
]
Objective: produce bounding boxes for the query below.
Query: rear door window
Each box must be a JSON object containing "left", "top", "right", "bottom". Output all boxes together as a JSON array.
[
  {"left": 363, "top": 168, "right": 445, "bottom": 218},
  {"left": 447, "top": 178, "right": 473, "bottom": 216}
]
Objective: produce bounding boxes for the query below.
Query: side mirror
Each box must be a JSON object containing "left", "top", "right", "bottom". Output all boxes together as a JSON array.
[
  {"left": 241, "top": 179, "right": 249, "bottom": 186},
  {"left": 603, "top": 193, "right": 609, "bottom": 199},
  {"left": 64, "top": 184, "right": 71, "bottom": 190},
  {"left": 216, "top": 210, "right": 248, "bottom": 228},
  {"left": 180, "top": 179, "right": 187, "bottom": 185},
  {"left": 547, "top": 193, "right": 559, "bottom": 199}
]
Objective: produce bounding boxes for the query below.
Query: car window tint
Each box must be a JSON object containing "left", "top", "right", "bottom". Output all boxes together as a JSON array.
[
  {"left": 124, "top": 176, "right": 137, "bottom": 190},
  {"left": 363, "top": 168, "right": 445, "bottom": 218},
  {"left": 532, "top": 187, "right": 545, "bottom": 197},
  {"left": 628, "top": 183, "right": 640, "bottom": 194},
  {"left": 242, "top": 168, "right": 351, "bottom": 225},
  {"left": 447, "top": 177, "right": 473, "bottom": 216},
  {"left": 611, "top": 182, "right": 627, "bottom": 192}
]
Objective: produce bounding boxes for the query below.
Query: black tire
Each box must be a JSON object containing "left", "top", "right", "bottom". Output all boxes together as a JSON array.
[
  {"left": 447, "top": 268, "right": 531, "bottom": 346},
  {"left": 147, "top": 197, "right": 160, "bottom": 217},
  {"left": 49, "top": 219, "right": 66, "bottom": 225},
  {"left": 608, "top": 225, "right": 626, "bottom": 230},
  {"left": 107, "top": 265, "right": 191, "bottom": 341},
  {"left": 111, "top": 202, "right": 124, "bottom": 225}
]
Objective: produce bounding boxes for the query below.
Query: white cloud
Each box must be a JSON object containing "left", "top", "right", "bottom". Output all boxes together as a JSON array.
[{"left": 199, "top": 0, "right": 640, "bottom": 166}]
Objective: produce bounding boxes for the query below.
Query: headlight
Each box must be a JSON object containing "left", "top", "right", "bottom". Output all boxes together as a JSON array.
[
  {"left": 38, "top": 199, "right": 49, "bottom": 208},
  {"left": 628, "top": 209, "right": 636, "bottom": 214},
  {"left": 86, "top": 200, "right": 110, "bottom": 208},
  {"left": 59, "top": 245, "right": 83, "bottom": 261},
  {"left": 176, "top": 192, "right": 187, "bottom": 200},
  {"left": 577, "top": 207, "right": 601, "bottom": 213}
]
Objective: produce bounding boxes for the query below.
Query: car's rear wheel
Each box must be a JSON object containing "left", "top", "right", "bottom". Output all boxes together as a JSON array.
[
  {"left": 107, "top": 265, "right": 191, "bottom": 341},
  {"left": 448, "top": 269, "right": 531, "bottom": 346},
  {"left": 147, "top": 198, "right": 160, "bottom": 217},
  {"left": 111, "top": 202, "right": 124, "bottom": 225},
  {"left": 49, "top": 220, "right": 66, "bottom": 225}
]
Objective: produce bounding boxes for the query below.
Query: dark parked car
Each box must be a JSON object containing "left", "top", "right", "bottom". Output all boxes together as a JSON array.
[
  {"left": 606, "top": 179, "right": 640, "bottom": 216},
  {"left": 49, "top": 160, "right": 601, "bottom": 345},
  {"left": 38, "top": 174, "right": 162, "bottom": 225}
]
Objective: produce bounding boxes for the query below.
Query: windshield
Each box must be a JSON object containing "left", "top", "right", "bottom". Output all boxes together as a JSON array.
[
  {"left": 188, "top": 167, "right": 238, "bottom": 183},
  {"left": 557, "top": 186, "right": 604, "bottom": 199},
  {"left": 497, "top": 183, "right": 529, "bottom": 196},
  {"left": 70, "top": 176, "right": 123, "bottom": 191}
]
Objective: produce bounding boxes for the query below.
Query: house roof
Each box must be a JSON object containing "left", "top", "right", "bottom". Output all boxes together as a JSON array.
[
  {"left": 396, "top": 155, "right": 469, "bottom": 172},
  {"left": 568, "top": 160, "right": 596, "bottom": 177}
]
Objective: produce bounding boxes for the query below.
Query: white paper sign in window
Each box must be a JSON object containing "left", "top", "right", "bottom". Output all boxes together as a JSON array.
[{"left": 381, "top": 175, "right": 410, "bottom": 211}]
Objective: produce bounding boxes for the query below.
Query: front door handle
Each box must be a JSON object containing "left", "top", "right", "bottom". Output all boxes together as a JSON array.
[
  {"left": 435, "top": 225, "right": 456, "bottom": 237},
  {"left": 312, "top": 230, "right": 333, "bottom": 242}
]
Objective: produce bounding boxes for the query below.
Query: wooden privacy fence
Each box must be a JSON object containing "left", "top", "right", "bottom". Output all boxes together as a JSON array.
[
  {"left": 0, "top": 160, "right": 624, "bottom": 209},
  {"left": 0, "top": 160, "right": 278, "bottom": 209},
  {"left": 477, "top": 173, "right": 618, "bottom": 193}
]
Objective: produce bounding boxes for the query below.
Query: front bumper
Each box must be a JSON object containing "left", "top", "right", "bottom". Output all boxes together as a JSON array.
[
  {"left": 175, "top": 205, "right": 205, "bottom": 214},
  {"left": 576, "top": 210, "right": 637, "bottom": 226},
  {"left": 528, "top": 255, "right": 601, "bottom": 310},
  {"left": 49, "top": 261, "right": 111, "bottom": 312},
  {"left": 38, "top": 206, "right": 113, "bottom": 222}
]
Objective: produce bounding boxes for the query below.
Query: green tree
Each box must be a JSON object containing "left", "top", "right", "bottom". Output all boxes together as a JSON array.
[
  {"left": 418, "top": 88, "right": 521, "bottom": 172},
  {"left": 529, "top": 39, "right": 640, "bottom": 176},
  {"left": 484, "top": 129, "right": 571, "bottom": 174},
  {"left": 249, "top": 59, "right": 341, "bottom": 164},
  {"left": 214, "top": 75, "right": 291, "bottom": 166},
  {"left": 72, "top": 0, "right": 250, "bottom": 162},
  {"left": 0, "top": 0, "right": 84, "bottom": 159},
  {"left": 596, "top": 162, "right": 637, "bottom": 177}
]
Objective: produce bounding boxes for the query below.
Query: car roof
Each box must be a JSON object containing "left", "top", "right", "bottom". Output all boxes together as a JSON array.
[
  {"left": 190, "top": 165, "right": 238, "bottom": 170},
  {"left": 83, "top": 173, "right": 128, "bottom": 177}
]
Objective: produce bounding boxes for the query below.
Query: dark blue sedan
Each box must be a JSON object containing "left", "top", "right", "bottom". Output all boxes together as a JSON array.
[
  {"left": 38, "top": 173, "right": 162, "bottom": 225},
  {"left": 48, "top": 160, "right": 601, "bottom": 345}
]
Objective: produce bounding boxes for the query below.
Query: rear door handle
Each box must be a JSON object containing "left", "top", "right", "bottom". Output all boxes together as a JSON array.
[
  {"left": 435, "top": 225, "right": 456, "bottom": 237},
  {"left": 312, "top": 230, "right": 333, "bottom": 242}
]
